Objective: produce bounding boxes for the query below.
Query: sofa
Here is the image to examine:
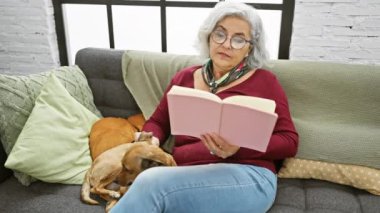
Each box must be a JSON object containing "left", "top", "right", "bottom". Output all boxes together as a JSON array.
[{"left": 0, "top": 47, "right": 379, "bottom": 213}]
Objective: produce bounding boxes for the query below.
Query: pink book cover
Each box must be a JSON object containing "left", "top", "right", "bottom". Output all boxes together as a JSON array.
[
  {"left": 168, "top": 95, "right": 222, "bottom": 137},
  {"left": 167, "top": 86, "right": 278, "bottom": 152},
  {"left": 219, "top": 103, "right": 278, "bottom": 152}
]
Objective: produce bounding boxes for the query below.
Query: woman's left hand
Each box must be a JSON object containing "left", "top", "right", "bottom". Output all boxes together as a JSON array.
[{"left": 201, "top": 133, "right": 240, "bottom": 159}]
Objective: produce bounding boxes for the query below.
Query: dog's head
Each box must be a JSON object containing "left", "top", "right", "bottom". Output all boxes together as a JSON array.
[{"left": 120, "top": 142, "right": 176, "bottom": 185}]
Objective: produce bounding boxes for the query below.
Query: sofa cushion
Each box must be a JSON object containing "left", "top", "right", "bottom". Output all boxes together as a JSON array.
[
  {"left": 267, "top": 60, "right": 380, "bottom": 195},
  {"left": 5, "top": 73, "right": 99, "bottom": 184},
  {"left": 268, "top": 178, "right": 380, "bottom": 213},
  {"left": 0, "top": 177, "right": 104, "bottom": 213},
  {"left": 0, "top": 66, "right": 102, "bottom": 185},
  {"left": 279, "top": 158, "right": 380, "bottom": 195},
  {"left": 75, "top": 48, "right": 141, "bottom": 118},
  {"left": 1, "top": 176, "right": 379, "bottom": 213},
  {"left": 268, "top": 60, "right": 380, "bottom": 169}
]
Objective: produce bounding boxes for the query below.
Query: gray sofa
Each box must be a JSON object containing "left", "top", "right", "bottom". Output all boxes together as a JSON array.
[{"left": 0, "top": 47, "right": 379, "bottom": 213}]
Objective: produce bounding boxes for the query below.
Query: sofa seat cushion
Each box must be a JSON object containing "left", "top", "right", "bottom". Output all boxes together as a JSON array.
[
  {"left": 269, "top": 179, "right": 380, "bottom": 213},
  {"left": 0, "top": 177, "right": 104, "bottom": 213},
  {"left": 0, "top": 176, "right": 378, "bottom": 213}
]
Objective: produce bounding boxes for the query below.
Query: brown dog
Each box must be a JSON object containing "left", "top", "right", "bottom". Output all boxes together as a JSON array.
[
  {"left": 89, "top": 117, "right": 139, "bottom": 160},
  {"left": 81, "top": 132, "right": 176, "bottom": 211}
]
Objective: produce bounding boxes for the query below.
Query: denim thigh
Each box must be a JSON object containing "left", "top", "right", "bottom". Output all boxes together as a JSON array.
[{"left": 111, "top": 163, "right": 277, "bottom": 213}]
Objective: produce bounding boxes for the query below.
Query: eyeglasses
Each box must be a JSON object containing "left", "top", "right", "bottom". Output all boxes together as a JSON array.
[{"left": 211, "top": 30, "right": 252, "bottom": 50}]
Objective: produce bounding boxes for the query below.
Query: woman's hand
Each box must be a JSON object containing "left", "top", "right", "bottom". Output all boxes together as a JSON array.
[{"left": 201, "top": 133, "right": 240, "bottom": 159}]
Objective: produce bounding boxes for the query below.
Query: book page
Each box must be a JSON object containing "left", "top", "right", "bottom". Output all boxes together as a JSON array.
[{"left": 223, "top": 96, "right": 276, "bottom": 113}]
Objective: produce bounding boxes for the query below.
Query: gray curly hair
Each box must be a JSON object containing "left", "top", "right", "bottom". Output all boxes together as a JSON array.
[{"left": 195, "top": 2, "right": 269, "bottom": 69}]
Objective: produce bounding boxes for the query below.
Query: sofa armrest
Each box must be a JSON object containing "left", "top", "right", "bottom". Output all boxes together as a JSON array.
[{"left": 0, "top": 138, "right": 12, "bottom": 183}]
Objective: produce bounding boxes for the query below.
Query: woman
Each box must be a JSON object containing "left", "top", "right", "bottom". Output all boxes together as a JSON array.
[{"left": 111, "top": 2, "right": 298, "bottom": 213}]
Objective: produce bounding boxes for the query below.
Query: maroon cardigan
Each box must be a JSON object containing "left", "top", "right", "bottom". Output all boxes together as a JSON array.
[{"left": 143, "top": 65, "right": 299, "bottom": 173}]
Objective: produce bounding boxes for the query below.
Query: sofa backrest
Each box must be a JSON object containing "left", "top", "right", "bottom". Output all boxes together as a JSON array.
[
  {"left": 267, "top": 60, "right": 380, "bottom": 169},
  {"left": 76, "top": 47, "right": 380, "bottom": 170},
  {"left": 124, "top": 50, "right": 380, "bottom": 170},
  {"left": 75, "top": 48, "right": 141, "bottom": 118}
]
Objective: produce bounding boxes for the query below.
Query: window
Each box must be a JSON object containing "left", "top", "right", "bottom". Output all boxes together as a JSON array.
[
  {"left": 53, "top": 0, "right": 294, "bottom": 65},
  {"left": 112, "top": 6, "right": 162, "bottom": 53}
]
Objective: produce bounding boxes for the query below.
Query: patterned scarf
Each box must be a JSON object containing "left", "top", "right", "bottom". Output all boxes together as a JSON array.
[{"left": 201, "top": 58, "right": 250, "bottom": 93}]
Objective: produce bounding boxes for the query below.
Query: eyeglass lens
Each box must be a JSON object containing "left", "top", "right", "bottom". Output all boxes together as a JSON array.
[{"left": 211, "top": 30, "right": 249, "bottom": 49}]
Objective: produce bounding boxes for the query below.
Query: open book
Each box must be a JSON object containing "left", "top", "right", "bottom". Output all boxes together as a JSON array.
[{"left": 167, "top": 85, "right": 278, "bottom": 152}]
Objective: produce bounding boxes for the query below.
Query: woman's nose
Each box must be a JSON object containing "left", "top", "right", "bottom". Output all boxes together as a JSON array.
[{"left": 221, "top": 37, "right": 232, "bottom": 49}]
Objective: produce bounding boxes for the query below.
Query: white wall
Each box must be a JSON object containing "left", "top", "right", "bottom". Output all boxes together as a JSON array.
[
  {"left": 291, "top": 0, "right": 380, "bottom": 64},
  {"left": 0, "top": 0, "right": 59, "bottom": 75},
  {"left": 0, "top": 0, "right": 379, "bottom": 74}
]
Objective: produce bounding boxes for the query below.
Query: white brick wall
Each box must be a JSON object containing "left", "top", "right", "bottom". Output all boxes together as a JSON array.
[
  {"left": 0, "top": 0, "right": 379, "bottom": 75},
  {"left": 0, "top": 0, "right": 59, "bottom": 75},
  {"left": 291, "top": 0, "right": 380, "bottom": 64}
]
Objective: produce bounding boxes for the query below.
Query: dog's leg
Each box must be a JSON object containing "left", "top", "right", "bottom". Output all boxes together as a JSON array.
[
  {"left": 119, "top": 185, "right": 129, "bottom": 196},
  {"left": 93, "top": 184, "right": 121, "bottom": 199},
  {"left": 105, "top": 199, "right": 118, "bottom": 213},
  {"left": 99, "top": 193, "right": 113, "bottom": 202},
  {"left": 81, "top": 170, "right": 99, "bottom": 205},
  {"left": 92, "top": 167, "right": 124, "bottom": 200}
]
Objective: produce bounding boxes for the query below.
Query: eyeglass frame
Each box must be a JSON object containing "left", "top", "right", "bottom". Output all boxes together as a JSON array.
[{"left": 210, "top": 29, "right": 253, "bottom": 50}]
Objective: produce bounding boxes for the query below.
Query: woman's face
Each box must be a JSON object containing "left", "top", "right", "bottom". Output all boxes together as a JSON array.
[{"left": 209, "top": 16, "right": 252, "bottom": 73}]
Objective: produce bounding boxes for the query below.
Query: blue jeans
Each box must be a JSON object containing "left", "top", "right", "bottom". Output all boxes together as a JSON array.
[{"left": 111, "top": 163, "right": 277, "bottom": 213}]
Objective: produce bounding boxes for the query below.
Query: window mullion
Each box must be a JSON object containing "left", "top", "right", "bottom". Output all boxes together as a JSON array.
[
  {"left": 161, "top": 0, "right": 167, "bottom": 52},
  {"left": 278, "top": 0, "right": 294, "bottom": 59},
  {"left": 107, "top": 3, "right": 115, "bottom": 48}
]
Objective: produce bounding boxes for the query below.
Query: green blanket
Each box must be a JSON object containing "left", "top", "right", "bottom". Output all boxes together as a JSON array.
[
  {"left": 270, "top": 60, "right": 380, "bottom": 169},
  {"left": 122, "top": 50, "right": 202, "bottom": 119},
  {"left": 122, "top": 50, "right": 380, "bottom": 170}
]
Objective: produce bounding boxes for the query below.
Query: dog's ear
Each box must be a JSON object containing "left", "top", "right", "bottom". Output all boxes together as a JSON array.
[
  {"left": 137, "top": 131, "right": 153, "bottom": 142},
  {"left": 141, "top": 158, "right": 164, "bottom": 170}
]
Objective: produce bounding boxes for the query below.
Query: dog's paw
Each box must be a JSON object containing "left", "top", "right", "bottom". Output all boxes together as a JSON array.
[
  {"left": 152, "top": 136, "right": 160, "bottom": 146},
  {"left": 109, "top": 191, "right": 121, "bottom": 199}
]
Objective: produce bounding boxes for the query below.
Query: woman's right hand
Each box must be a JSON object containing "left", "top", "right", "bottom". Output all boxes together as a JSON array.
[{"left": 201, "top": 132, "right": 240, "bottom": 159}]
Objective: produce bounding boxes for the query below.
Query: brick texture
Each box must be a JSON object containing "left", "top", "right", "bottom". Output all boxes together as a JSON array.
[
  {"left": 291, "top": 0, "right": 380, "bottom": 64},
  {"left": 0, "top": 0, "right": 59, "bottom": 75}
]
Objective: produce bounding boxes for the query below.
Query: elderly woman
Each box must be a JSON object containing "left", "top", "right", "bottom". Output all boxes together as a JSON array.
[{"left": 111, "top": 2, "right": 298, "bottom": 213}]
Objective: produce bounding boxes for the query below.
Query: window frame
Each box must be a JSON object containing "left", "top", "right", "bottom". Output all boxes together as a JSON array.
[{"left": 53, "top": 0, "right": 295, "bottom": 65}]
